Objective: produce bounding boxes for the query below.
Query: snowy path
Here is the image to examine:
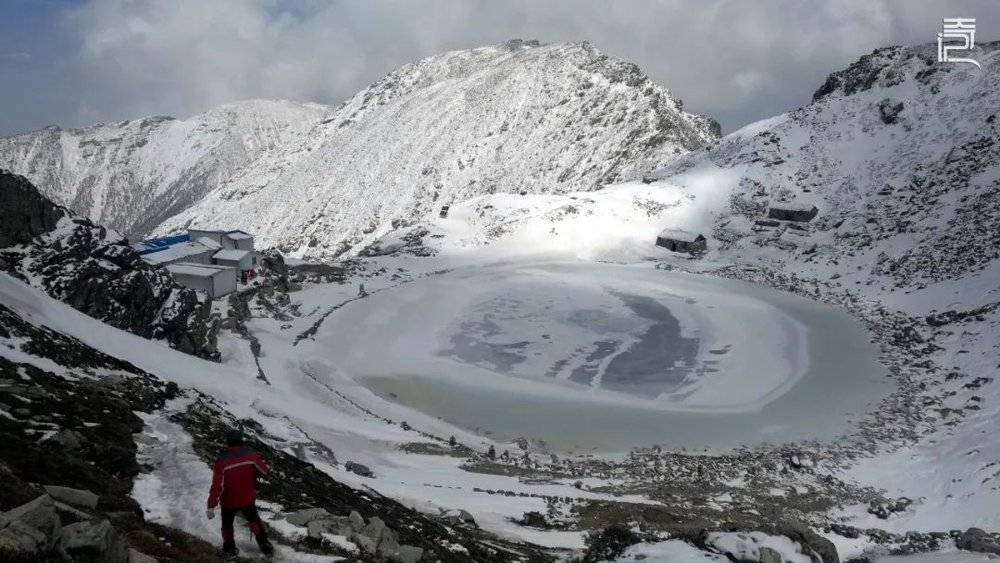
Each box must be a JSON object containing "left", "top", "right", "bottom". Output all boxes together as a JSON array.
[{"left": 132, "top": 398, "right": 344, "bottom": 562}]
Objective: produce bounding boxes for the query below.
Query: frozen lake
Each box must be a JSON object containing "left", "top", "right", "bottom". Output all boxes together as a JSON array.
[{"left": 316, "top": 262, "right": 888, "bottom": 453}]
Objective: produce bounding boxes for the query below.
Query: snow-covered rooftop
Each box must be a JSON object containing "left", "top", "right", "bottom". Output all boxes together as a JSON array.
[
  {"left": 213, "top": 249, "right": 251, "bottom": 261},
  {"left": 195, "top": 236, "right": 222, "bottom": 250},
  {"left": 226, "top": 231, "right": 252, "bottom": 240},
  {"left": 165, "top": 262, "right": 232, "bottom": 277},
  {"left": 657, "top": 228, "right": 704, "bottom": 242}
]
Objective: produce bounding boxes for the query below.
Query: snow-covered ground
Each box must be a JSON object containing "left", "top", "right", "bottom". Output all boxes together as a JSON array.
[{"left": 0, "top": 271, "right": 615, "bottom": 551}]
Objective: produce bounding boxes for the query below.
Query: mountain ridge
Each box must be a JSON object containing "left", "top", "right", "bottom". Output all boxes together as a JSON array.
[{"left": 0, "top": 40, "right": 720, "bottom": 258}]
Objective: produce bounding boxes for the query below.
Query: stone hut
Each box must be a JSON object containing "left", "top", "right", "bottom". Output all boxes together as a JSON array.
[
  {"left": 656, "top": 229, "right": 707, "bottom": 253},
  {"left": 767, "top": 203, "right": 819, "bottom": 222}
]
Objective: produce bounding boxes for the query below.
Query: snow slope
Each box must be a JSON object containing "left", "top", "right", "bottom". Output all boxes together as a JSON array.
[
  {"left": 357, "top": 41, "right": 1000, "bottom": 542},
  {"left": 0, "top": 271, "right": 646, "bottom": 552}
]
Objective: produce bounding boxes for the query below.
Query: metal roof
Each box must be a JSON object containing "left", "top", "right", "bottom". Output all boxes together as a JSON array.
[
  {"left": 213, "top": 249, "right": 252, "bottom": 261},
  {"left": 132, "top": 233, "right": 191, "bottom": 255},
  {"left": 165, "top": 262, "right": 233, "bottom": 278}
]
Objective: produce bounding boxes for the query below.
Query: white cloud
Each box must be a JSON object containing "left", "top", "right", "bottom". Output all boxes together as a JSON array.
[{"left": 13, "top": 0, "right": 998, "bottom": 133}]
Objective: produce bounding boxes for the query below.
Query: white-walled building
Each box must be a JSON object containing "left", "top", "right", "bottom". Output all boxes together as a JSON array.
[
  {"left": 133, "top": 228, "right": 257, "bottom": 298},
  {"left": 164, "top": 263, "right": 237, "bottom": 299},
  {"left": 212, "top": 249, "right": 254, "bottom": 271}
]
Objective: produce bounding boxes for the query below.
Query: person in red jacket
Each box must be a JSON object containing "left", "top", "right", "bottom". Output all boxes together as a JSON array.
[{"left": 206, "top": 430, "right": 274, "bottom": 556}]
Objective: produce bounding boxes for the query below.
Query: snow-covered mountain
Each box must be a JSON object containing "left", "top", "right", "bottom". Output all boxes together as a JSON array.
[
  {"left": 0, "top": 100, "right": 326, "bottom": 238},
  {"left": 0, "top": 40, "right": 719, "bottom": 257},
  {"left": 656, "top": 41, "right": 1000, "bottom": 289},
  {"left": 398, "top": 41, "right": 1000, "bottom": 293}
]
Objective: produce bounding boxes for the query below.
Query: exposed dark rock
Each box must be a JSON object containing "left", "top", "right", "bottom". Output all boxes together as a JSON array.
[
  {"left": 345, "top": 461, "right": 375, "bottom": 478},
  {"left": 0, "top": 171, "right": 63, "bottom": 248},
  {"left": 519, "top": 511, "right": 548, "bottom": 528},
  {"left": 956, "top": 527, "right": 1000, "bottom": 555},
  {"left": 813, "top": 46, "right": 916, "bottom": 102},
  {"left": 59, "top": 519, "right": 127, "bottom": 561},
  {"left": 0, "top": 170, "right": 218, "bottom": 359},
  {"left": 0, "top": 306, "right": 230, "bottom": 562},
  {"left": 42, "top": 486, "right": 99, "bottom": 510},
  {"left": 878, "top": 99, "right": 904, "bottom": 124},
  {"left": 582, "top": 524, "right": 644, "bottom": 562},
  {"left": 257, "top": 248, "right": 293, "bottom": 292}
]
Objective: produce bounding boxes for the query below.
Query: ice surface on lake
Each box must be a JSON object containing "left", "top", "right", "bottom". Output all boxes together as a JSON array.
[
  {"left": 439, "top": 285, "right": 701, "bottom": 397},
  {"left": 317, "top": 262, "right": 887, "bottom": 452}
]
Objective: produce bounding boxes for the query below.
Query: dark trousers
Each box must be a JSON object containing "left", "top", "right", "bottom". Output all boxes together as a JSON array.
[{"left": 221, "top": 503, "right": 267, "bottom": 548}]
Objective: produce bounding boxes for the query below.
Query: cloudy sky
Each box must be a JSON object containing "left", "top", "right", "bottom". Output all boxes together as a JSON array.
[{"left": 1, "top": 0, "right": 997, "bottom": 136}]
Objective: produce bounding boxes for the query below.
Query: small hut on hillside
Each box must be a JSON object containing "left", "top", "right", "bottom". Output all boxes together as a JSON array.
[
  {"left": 656, "top": 229, "right": 707, "bottom": 253},
  {"left": 767, "top": 202, "right": 819, "bottom": 222}
]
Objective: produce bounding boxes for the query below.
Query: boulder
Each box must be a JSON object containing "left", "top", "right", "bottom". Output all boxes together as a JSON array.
[
  {"left": 774, "top": 522, "right": 839, "bottom": 563},
  {"left": 60, "top": 519, "right": 127, "bottom": 562},
  {"left": 442, "top": 508, "right": 476, "bottom": 527},
  {"left": 306, "top": 520, "right": 324, "bottom": 539},
  {"left": 0, "top": 170, "right": 64, "bottom": 248},
  {"left": 3, "top": 494, "right": 61, "bottom": 547},
  {"left": 307, "top": 517, "right": 352, "bottom": 539},
  {"left": 128, "top": 548, "right": 158, "bottom": 563},
  {"left": 361, "top": 516, "right": 387, "bottom": 543},
  {"left": 348, "top": 510, "right": 365, "bottom": 531},
  {"left": 0, "top": 514, "right": 51, "bottom": 554},
  {"left": 351, "top": 532, "right": 378, "bottom": 555},
  {"left": 50, "top": 429, "right": 87, "bottom": 450},
  {"left": 44, "top": 485, "right": 99, "bottom": 509},
  {"left": 285, "top": 507, "right": 331, "bottom": 527},
  {"left": 346, "top": 461, "right": 375, "bottom": 478},
  {"left": 519, "top": 511, "right": 547, "bottom": 527},
  {"left": 759, "top": 546, "right": 784, "bottom": 563},
  {"left": 377, "top": 527, "right": 401, "bottom": 557},
  {"left": 956, "top": 528, "right": 1000, "bottom": 555},
  {"left": 391, "top": 544, "right": 425, "bottom": 563}
]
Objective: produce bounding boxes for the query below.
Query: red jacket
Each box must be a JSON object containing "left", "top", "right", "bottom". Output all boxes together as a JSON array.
[{"left": 207, "top": 446, "right": 269, "bottom": 509}]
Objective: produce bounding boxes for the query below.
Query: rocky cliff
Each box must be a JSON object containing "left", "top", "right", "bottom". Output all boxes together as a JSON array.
[{"left": 0, "top": 170, "right": 218, "bottom": 358}]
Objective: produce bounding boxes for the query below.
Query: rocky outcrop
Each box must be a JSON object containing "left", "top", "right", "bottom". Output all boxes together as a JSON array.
[
  {"left": 345, "top": 460, "right": 374, "bottom": 478},
  {"left": 812, "top": 46, "right": 920, "bottom": 102},
  {"left": 282, "top": 507, "right": 424, "bottom": 562},
  {"left": 956, "top": 528, "right": 1000, "bottom": 555},
  {"left": 0, "top": 303, "right": 251, "bottom": 563},
  {"left": 0, "top": 172, "right": 63, "bottom": 248},
  {"left": 0, "top": 170, "right": 218, "bottom": 359}
]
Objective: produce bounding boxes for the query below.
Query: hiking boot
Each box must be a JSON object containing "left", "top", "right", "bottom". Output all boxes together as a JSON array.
[{"left": 222, "top": 543, "right": 239, "bottom": 556}]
